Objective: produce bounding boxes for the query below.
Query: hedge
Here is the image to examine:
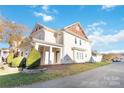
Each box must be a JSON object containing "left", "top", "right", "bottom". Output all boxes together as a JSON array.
[
  {"left": 11, "top": 56, "right": 24, "bottom": 67},
  {"left": 7, "top": 53, "right": 14, "bottom": 64},
  {"left": 26, "top": 48, "right": 41, "bottom": 69}
]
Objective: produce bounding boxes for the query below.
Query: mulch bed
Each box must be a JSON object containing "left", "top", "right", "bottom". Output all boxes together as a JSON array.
[
  {"left": 39, "top": 63, "right": 86, "bottom": 71},
  {"left": 40, "top": 64, "right": 69, "bottom": 71}
]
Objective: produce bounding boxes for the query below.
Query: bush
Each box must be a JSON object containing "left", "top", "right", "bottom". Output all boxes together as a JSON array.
[
  {"left": 7, "top": 53, "right": 14, "bottom": 64},
  {"left": 26, "top": 48, "right": 41, "bottom": 69},
  {"left": 11, "top": 56, "right": 24, "bottom": 67}
]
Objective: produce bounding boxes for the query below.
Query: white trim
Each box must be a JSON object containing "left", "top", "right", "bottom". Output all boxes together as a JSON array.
[
  {"left": 63, "top": 22, "right": 91, "bottom": 42},
  {"left": 72, "top": 47, "right": 86, "bottom": 51},
  {"left": 64, "top": 22, "right": 80, "bottom": 29},
  {"left": 33, "top": 38, "right": 63, "bottom": 47},
  {"left": 32, "top": 23, "right": 56, "bottom": 34}
]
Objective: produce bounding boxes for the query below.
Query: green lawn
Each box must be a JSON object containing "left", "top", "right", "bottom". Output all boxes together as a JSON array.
[{"left": 0, "top": 62, "right": 111, "bottom": 87}]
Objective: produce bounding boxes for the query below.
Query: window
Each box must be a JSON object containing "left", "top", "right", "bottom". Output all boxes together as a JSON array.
[
  {"left": 35, "top": 28, "right": 38, "bottom": 31},
  {"left": 80, "top": 40, "right": 82, "bottom": 45},
  {"left": 75, "top": 38, "right": 77, "bottom": 44},
  {"left": 85, "top": 54, "right": 87, "bottom": 57}
]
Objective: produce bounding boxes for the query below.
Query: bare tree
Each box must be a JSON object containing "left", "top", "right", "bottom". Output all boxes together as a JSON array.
[
  {"left": 19, "top": 37, "right": 33, "bottom": 51},
  {"left": 0, "top": 16, "right": 30, "bottom": 51}
]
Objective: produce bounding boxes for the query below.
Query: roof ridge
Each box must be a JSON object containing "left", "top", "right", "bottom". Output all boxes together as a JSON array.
[
  {"left": 36, "top": 23, "right": 56, "bottom": 32},
  {"left": 63, "top": 22, "right": 80, "bottom": 29}
]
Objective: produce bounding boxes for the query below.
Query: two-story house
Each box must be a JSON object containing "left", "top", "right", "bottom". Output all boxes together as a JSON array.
[{"left": 30, "top": 22, "right": 92, "bottom": 65}]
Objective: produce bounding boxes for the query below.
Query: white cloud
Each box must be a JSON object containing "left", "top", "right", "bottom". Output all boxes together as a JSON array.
[
  {"left": 86, "top": 21, "right": 124, "bottom": 52},
  {"left": 12, "top": 21, "right": 15, "bottom": 24},
  {"left": 41, "top": 5, "right": 58, "bottom": 14},
  {"left": 89, "top": 29, "right": 124, "bottom": 44},
  {"left": 101, "top": 50, "right": 124, "bottom": 54},
  {"left": 42, "top": 5, "right": 49, "bottom": 12},
  {"left": 52, "top": 9, "right": 59, "bottom": 14},
  {"left": 34, "top": 12, "right": 53, "bottom": 22},
  {"left": 86, "top": 21, "right": 106, "bottom": 34},
  {"left": 33, "top": 5, "right": 58, "bottom": 22},
  {"left": 30, "top": 5, "right": 58, "bottom": 14},
  {"left": 102, "top": 5, "right": 117, "bottom": 10},
  {"left": 87, "top": 21, "right": 106, "bottom": 27}
]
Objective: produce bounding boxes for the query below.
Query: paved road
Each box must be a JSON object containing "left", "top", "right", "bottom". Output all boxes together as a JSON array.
[{"left": 21, "top": 62, "right": 124, "bottom": 88}]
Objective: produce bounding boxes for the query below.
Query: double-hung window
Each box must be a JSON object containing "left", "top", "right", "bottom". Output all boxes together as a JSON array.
[
  {"left": 75, "top": 38, "right": 77, "bottom": 44},
  {"left": 80, "top": 40, "right": 82, "bottom": 45}
]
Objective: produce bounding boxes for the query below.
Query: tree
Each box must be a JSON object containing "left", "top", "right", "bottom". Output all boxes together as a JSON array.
[
  {"left": 0, "top": 16, "right": 29, "bottom": 51},
  {"left": 19, "top": 37, "right": 33, "bottom": 51},
  {"left": 92, "top": 50, "right": 98, "bottom": 56},
  {"left": 0, "top": 16, "right": 8, "bottom": 40}
]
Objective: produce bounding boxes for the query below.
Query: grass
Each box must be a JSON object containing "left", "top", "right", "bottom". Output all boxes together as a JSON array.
[{"left": 0, "top": 62, "right": 111, "bottom": 87}]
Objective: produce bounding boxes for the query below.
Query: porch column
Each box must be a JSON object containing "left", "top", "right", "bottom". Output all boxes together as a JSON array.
[
  {"left": 73, "top": 50, "right": 76, "bottom": 62},
  {"left": 35, "top": 43, "right": 39, "bottom": 50},
  {"left": 49, "top": 46, "right": 52, "bottom": 64},
  {"left": 60, "top": 48, "right": 62, "bottom": 63},
  {"left": 41, "top": 47, "right": 46, "bottom": 65}
]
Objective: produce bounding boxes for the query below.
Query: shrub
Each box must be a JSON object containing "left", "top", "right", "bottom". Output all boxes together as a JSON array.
[
  {"left": 11, "top": 56, "right": 24, "bottom": 67},
  {"left": 26, "top": 48, "right": 41, "bottom": 69},
  {"left": 7, "top": 53, "right": 14, "bottom": 64}
]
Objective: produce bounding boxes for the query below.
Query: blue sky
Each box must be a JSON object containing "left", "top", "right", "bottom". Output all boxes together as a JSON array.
[{"left": 0, "top": 5, "right": 124, "bottom": 53}]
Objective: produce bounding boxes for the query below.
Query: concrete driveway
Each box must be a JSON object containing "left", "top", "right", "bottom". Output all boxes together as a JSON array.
[{"left": 21, "top": 62, "right": 124, "bottom": 88}]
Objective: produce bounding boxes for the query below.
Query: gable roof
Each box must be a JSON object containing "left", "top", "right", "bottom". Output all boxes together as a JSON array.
[
  {"left": 31, "top": 22, "right": 91, "bottom": 42},
  {"left": 31, "top": 23, "right": 56, "bottom": 34},
  {"left": 63, "top": 22, "right": 88, "bottom": 40}
]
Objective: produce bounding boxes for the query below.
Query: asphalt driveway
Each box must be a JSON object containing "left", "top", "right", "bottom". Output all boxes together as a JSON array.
[{"left": 21, "top": 62, "right": 124, "bottom": 88}]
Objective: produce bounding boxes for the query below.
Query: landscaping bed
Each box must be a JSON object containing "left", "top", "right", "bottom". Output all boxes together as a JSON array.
[
  {"left": 0, "top": 65, "right": 19, "bottom": 76},
  {"left": 0, "top": 62, "right": 111, "bottom": 88}
]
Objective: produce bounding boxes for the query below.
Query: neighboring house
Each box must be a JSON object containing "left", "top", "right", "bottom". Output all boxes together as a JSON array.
[
  {"left": 19, "top": 37, "right": 33, "bottom": 58},
  {"left": 30, "top": 22, "right": 92, "bottom": 65},
  {"left": 90, "top": 52, "right": 103, "bottom": 62},
  {"left": 0, "top": 48, "right": 9, "bottom": 63}
]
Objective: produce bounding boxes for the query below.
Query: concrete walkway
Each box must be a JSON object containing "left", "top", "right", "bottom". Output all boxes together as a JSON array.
[{"left": 21, "top": 62, "right": 124, "bottom": 88}]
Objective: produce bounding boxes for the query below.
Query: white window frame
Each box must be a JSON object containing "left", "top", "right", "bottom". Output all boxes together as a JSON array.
[
  {"left": 80, "top": 39, "right": 82, "bottom": 45},
  {"left": 75, "top": 37, "right": 77, "bottom": 44}
]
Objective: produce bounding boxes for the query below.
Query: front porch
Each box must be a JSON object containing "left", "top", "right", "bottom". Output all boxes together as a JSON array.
[{"left": 34, "top": 41, "right": 63, "bottom": 65}]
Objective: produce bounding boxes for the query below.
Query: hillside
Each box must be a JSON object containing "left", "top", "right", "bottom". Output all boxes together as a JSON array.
[{"left": 102, "top": 53, "right": 124, "bottom": 62}]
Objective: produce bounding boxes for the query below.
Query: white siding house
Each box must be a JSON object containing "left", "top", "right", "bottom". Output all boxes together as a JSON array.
[
  {"left": 0, "top": 49, "right": 9, "bottom": 63},
  {"left": 90, "top": 51, "right": 103, "bottom": 62},
  {"left": 30, "top": 22, "right": 92, "bottom": 65},
  {"left": 91, "top": 54, "right": 103, "bottom": 62}
]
